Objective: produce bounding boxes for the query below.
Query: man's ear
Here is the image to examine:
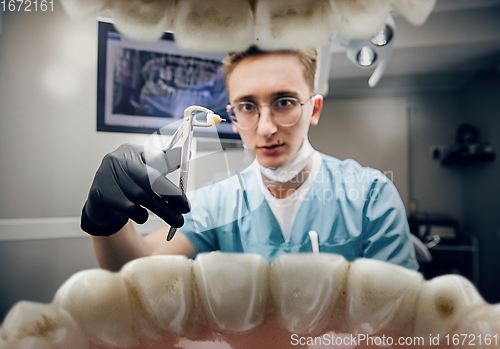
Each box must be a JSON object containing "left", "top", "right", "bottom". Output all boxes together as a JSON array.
[
  {"left": 310, "top": 94, "right": 323, "bottom": 126},
  {"left": 226, "top": 102, "right": 240, "bottom": 134},
  {"left": 231, "top": 122, "right": 240, "bottom": 134}
]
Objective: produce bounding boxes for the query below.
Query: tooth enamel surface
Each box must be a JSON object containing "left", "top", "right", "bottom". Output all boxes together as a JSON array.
[
  {"left": 414, "top": 274, "right": 486, "bottom": 338},
  {"left": 111, "top": 0, "right": 176, "bottom": 42},
  {"left": 120, "top": 255, "right": 192, "bottom": 333},
  {"left": 392, "top": 0, "right": 437, "bottom": 26},
  {"left": 173, "top": 0, "right": 254, "bottom": 52},
  {"left": 269, "top": 253, "right": 349, "bottom": 335},
  {"left": 346, "top": 258, "right": 424, "bottom": 335},
  {"left": 330, "top": 0, "right": 392, "bottom": 39},
  {"left": 60, "top": 0, "right": 437, "bottom": 49},
  {"left": 207, "top": 113, "right": 223, "bottom": 125},
  {"left": 59, "top": 0, "right": 112, "bottom": 21},
  {"left": 193, "top": 252, "right": 268, "bottom": 332},
  {"left": 254, "top": 0, "right": 334, "bottom": 50},
  {"left": 0, "top": 301, "right": 89, "bottom": 349},
  {"left": 452, "top": 304, "right": 500, "bottom": 348},
  {"left": 53, "top": 269, "right": 137, "bottom": 347},
  {"left": 3, "top": 252, "right": 498, "bottom": 347}
]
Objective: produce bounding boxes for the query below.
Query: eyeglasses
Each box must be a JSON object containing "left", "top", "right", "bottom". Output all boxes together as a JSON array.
[{"left": 226, "top": 96, "right": 314, "bottom": 130}]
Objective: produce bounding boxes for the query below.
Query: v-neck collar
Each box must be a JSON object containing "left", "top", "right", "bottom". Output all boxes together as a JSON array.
[{"left": 252, "top": 152, "right": 324, "bottom": 244}]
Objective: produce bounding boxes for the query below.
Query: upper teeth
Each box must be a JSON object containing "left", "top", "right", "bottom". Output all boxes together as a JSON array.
[
  {"left": 59, "top": 0, "right": 436, "bottom": 50},
  {"left": 1, "top": 252, "right": 496, "bottom": 348}
]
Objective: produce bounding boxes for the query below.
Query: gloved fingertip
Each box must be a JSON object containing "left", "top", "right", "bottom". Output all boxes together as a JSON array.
[
  {"left": 180, "top": 199, "right": 191, "bottom": 214},
  {"left": 171, "top": 215, "right": 185, "bottom": 228},
  {"left": 130, "top": 208, "right": 149, "bottom": 225},
  {"left": 133, "top": 216, "right": 148, "bottom": 225},
  {"left": 159, "top": 213, "right": 183, "bottom": 228}
]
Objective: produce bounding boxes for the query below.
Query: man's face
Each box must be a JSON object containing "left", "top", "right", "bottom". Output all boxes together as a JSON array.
[{"left": 227, "top": 53, "right": 323, "bottom": 169}]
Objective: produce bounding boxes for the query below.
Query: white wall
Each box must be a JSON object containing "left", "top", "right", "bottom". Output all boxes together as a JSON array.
[
  {"left": 310, "top": 97, "right": 410, "bottom": 213},
  {"left": 0, "top": 4, "right": 157, "bottom": 322},
  {"left": 0, "top": 4, "right": 150, "bottom": 220}
]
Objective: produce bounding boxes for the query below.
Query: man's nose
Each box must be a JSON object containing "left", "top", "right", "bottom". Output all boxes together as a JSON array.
[{"left": 256, "top": 106, "right": 277, "bottom": 138}]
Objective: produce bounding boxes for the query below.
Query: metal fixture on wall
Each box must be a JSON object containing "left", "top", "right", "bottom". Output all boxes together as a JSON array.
[{"left": 441, "top": 123, "right": 496, "bottom": 165}]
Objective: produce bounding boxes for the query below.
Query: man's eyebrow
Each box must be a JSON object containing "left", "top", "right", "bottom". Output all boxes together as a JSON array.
[
  {"left": 234, "top": 95, "right": 255, "bottom": 102},
  {"left": 274, "top": 91, "right": 299, "bottom": 97},
  {"left": 233, "top": 91, "right": 300, "bottom": 102}
]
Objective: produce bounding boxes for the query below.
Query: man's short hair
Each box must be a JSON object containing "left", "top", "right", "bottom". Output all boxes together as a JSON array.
[{"left": 222, "top": 45, "right": 317, "bottom": 94}]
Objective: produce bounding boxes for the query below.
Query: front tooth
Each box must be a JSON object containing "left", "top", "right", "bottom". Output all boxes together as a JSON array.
[
  {"left": 53, "top": 269, "right": 137, "bottom": 347},
  {"left": 193, "top": 252, "right": 268, "bottom": 332},
  {"left": 120, "top": 255, "right": 192, "bottom": 333},
  {"left": 452, "top": 304, "right": 500, "bottom": 348},
  {"left": 111, "top": 0, "right": 176, "bottom": 42},
  {"left": 346, "top": 258, "right": 424, "bottom": 335},
  {"left": 269, "top": 253, "right": 349, "bottom": 335},
  {"left": 0, "top": 301, "right": 89, "bottom": 349},
  {"left": 391, "top": 0, "right": 437, "bottom": 26},
  {"left": 173, "top": 0, "right": 254, "bottom": 52},
  {"left": 414, "top": 274, "right": 486, "bottom": 339},
  {"left": 254, "top": 0, "right": 333, "bottom": 50},
  {"left": 59, "top": 0, "right": 112, "bottom": 21},
  {"left": 329, "top": 0, "right": 391, "bottom": 39}
]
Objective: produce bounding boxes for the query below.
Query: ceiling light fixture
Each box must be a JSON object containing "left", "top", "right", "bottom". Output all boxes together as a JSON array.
[
  {"left": 370, "top": 25, "right": 394, "bottom": 47},
  {"left": 357, "top": 46, "right": 377, "bottom": 67},
  {"left": 333, "top": 14, "right": 396, "bottom": 88}
]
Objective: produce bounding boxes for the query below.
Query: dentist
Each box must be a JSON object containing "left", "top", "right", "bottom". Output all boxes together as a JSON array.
[{"left": 83, "top": 46, "right": 418, "bottom": 271}]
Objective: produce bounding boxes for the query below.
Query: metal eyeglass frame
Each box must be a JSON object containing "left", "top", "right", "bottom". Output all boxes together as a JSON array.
[{"left": 226, "top": 95, "right": 316, "bottom": 130}]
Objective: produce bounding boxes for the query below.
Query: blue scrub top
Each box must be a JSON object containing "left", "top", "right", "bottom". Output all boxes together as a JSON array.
[{"left": 180, "top": 153, "right": 419, "bottom": 270}]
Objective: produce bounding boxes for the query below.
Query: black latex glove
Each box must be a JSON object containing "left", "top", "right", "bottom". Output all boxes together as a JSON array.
[{"left": 81, "top": 144, "right": 190, "bottom": 237}]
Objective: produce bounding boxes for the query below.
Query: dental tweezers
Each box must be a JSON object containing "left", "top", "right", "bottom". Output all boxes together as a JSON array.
[{"left": 161, "top": 106, "right": 224, "bottom": 241}]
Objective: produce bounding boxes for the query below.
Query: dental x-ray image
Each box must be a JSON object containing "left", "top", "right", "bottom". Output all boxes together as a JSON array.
[
  {"left": 112, "top": 48, "right": 228, "bottom": 119},
  {"left": 97, "top": 21, "right": 237, "bottom": 138}
]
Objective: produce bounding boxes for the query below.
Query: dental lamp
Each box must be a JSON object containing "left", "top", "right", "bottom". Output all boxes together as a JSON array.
[
  {"left": 334, "top": 14, "right": 396, "bottom": 88},
  {"left": 315, "top": 14, "right": 396, "bottom": 95}
]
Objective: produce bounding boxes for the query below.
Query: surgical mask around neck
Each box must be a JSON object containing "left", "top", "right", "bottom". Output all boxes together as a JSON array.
[{"left": 258, "top": 137, "right": 315, "bottom": 183}]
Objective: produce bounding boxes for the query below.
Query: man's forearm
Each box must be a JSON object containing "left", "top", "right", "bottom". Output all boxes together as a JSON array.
[{"left": 91, "top": 220, "right": 151, "bottom": 272}]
